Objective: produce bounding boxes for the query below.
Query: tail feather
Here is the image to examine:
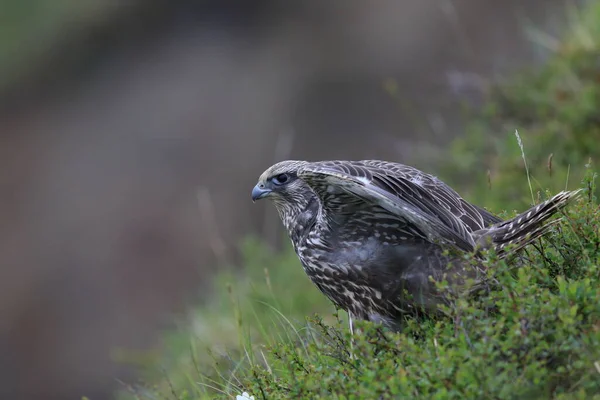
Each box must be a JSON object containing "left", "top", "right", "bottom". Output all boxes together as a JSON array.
[
  {"left": 495, "top": 218, "right": 562, "bottom": 256},
  {"left": 474, "top": 189, "right": 581, "bottom": 258}
]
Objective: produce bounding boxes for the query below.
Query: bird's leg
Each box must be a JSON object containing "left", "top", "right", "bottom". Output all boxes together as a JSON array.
[{"left": 348, "top": 311, "right": 357, "bottom": 360}]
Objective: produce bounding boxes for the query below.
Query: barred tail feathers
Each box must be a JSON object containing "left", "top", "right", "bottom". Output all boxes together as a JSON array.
[{"left": 477, "top": 189, "right": 581, "bottom": 257}]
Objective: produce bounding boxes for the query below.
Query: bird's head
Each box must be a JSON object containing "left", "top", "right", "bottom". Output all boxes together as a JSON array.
[
  {"left": 252, "top": 160, "right": 316, "bottom": 233},
  {"left": 252, "top": 160, "right": 311, "bottom": 205}
]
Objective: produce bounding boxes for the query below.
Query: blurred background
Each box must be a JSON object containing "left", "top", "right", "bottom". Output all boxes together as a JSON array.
[{"left": 0, "top": 1, "right": 587, "bottom": 399}]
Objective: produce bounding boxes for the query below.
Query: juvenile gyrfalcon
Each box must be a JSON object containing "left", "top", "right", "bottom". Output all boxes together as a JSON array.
[{"left": 251, "top": 159, "right": 580, "bottom": 331}]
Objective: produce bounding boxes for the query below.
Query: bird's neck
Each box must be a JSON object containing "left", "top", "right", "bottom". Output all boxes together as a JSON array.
[{"left": 279, "top": 196, "right": 319, "bottom": 248}]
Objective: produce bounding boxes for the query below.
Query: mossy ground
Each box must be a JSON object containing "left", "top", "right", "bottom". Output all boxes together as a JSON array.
[{"left": 116, "top": 2, "right": 600, "bottom": 399}]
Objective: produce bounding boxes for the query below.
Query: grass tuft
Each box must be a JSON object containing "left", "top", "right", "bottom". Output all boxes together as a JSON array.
[{"left": 514, "top": 129, "right": 536, "bottom": 205}]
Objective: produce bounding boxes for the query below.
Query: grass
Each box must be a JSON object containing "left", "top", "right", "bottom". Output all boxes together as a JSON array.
[
  {"left": 115, "top": 1, "right": 600, "bottom": 399},
  {"left": 114, "top": 237, "right": 339, "bottom": 399}
]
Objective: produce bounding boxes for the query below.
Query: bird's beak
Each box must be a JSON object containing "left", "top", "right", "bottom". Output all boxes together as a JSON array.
[{"left": 252, "top": 184, "right": 272, "bottom": 202}]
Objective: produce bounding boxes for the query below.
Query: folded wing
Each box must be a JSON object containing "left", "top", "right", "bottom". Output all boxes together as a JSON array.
[{"left": 297, "top": 160, "right": 493, "bottom": 253}]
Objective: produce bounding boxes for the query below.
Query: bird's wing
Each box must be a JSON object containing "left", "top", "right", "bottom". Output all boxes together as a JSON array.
[
  {"left": 359, "top": 160, "right": 503, "bottom": 229},
  {"left": 297, "top": 160, "right": 486, "bottom": 252}
]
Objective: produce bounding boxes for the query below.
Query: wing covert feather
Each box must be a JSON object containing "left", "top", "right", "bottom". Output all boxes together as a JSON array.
[{"left": 297, "top": 160, "right": 482, "bottom": 252}]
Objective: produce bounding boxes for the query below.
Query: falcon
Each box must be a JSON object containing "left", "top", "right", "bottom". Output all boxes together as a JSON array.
[{"left": 251, "top": 159, "right": 580, "bottom": 331}]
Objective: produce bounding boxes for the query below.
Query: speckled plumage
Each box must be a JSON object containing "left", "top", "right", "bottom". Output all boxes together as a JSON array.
[{"left": 252, "top": 159, "right": 580, "bottom": 331}]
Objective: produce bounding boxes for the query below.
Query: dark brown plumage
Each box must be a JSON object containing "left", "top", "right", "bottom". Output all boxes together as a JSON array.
[{"left": 251, "top": 159, "right": 580, "bottom": 331}]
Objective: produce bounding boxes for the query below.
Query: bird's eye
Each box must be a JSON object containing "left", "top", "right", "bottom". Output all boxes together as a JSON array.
[{"left": 272, "top": 173, "right": 290, "bottom": 185}]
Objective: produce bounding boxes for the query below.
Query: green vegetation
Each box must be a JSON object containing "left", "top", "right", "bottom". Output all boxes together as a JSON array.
[
  {"left": 444, "top": 2, "right": 600, "bottom": 210},
  {"left": 115, "top": 238, "right": 338, "bottom": 399},
  {"left": 117, "top": 2, "right": 600, "bottom": 399}
]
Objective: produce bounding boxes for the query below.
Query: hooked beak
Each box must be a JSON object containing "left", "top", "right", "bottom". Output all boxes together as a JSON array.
[{"left": 251, "top": 184, "right": 272, "bottom": 202}]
